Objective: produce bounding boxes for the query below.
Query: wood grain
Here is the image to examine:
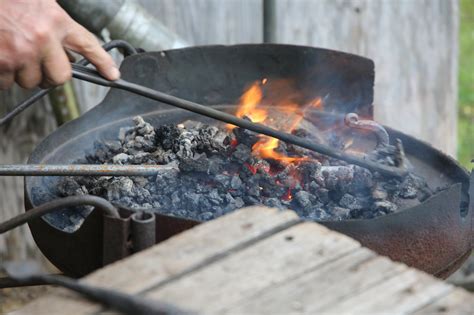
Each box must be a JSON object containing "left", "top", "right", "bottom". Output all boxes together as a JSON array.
[
  {"left": 15, "top": 207, "right": 299, "bottom": 314},
  {"left": 270, "top": 0, "right": 459, "bottom": 156},
  {"left": 144, "top": 222, "right": 360, "bottom": 313},
  {"left": 0, "top": 88, "right": 56, "bottom": 262},
  {"left": 15, "top": 207, "right": 473, "bottom": 315},
  {"left": 224, "top": 248, "right": 407, "bottom": 314},
  {"left": 320, "top": 269, "right": 454, "bottom": 314},
  {"left": 413, "top": 288, "right": 474, "bottom": 315}
]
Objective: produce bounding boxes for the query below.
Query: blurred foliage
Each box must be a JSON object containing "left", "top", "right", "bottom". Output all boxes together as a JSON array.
[{"left": 459, "top": 0, "right": 474, "bottom": 168}]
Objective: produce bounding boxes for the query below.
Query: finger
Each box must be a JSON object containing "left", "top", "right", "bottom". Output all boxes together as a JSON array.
[
  {"left": 15, "top": 62, "right": 42, "bottom": 89},
  {"left": 63, "top": 25, "right": 120, "bottom": 80},
  {"left": 40, "top": 40, "right": 72, "bottom": 87},
  {"left": 65, "top": 49, "right": 77, "bottom": 62},
  {"left": 0, "top": 72, "right": 14, "bottom": 90}
]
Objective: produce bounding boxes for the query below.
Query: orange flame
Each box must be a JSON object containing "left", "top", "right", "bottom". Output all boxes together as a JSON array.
[{"left": 231, "top": 78, "right": 323, "bottom": 165}]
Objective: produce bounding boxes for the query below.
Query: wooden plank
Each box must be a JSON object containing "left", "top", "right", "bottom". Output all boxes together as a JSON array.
[
  {"left": 0, "top": 88, "right": 56, "bottom": 262},
  {"left": 137, "top": 0, "right": 263, "bottom": 46},
  {"left": 224, "top": 248, "right": 408, "bottom": 314},
  {"left": 319, "top": 269, "right": 454, "bottom": 314},
  {"left": 15, "top": 206, "right": 299, "bottom": 315},
  {"left": 142, "top": 222, "right": 361, "bottom": 313},
  {"left": 413, "top": 288, "right": 474, "bottom": 315},
  {"left": 271, "top": 0, "right": 459, "bottom": 156}
]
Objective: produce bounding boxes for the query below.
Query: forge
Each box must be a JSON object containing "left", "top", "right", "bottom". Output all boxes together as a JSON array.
[{"left": 13, "top": 44, "right": 471, "bottom": 278}]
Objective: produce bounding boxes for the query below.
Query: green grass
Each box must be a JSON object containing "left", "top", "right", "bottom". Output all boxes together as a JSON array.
[{"left": 459, "top": 0, "right": 474, "bottom": 169}]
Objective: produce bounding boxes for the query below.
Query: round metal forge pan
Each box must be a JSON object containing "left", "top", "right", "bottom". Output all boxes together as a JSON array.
[{"left": 23, "top": 45, "right": 472, "bottom": 277}]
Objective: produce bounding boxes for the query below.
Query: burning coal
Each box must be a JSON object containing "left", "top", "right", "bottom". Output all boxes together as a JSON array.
[{"left": 58, "top": 78, "right": 434, "bottom": 223}]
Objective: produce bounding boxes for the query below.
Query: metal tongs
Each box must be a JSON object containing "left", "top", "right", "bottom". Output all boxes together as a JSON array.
[
  {"left": 69, "top": 63, "right": 407, "bottom": 178},
  {"left": 0, "top": 41, "right": 407, "bottom": 178}
]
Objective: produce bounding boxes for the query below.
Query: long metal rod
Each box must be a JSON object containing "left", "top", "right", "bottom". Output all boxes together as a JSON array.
[
  {"left": 0, "top": 164, "right": 176, "bottom": 176},
  {"left": 0, "top": 195, "right": 119, "bottom": 234},
  {"left": 6, "top": 273, "right": 192, "bottom": 315},
  {"left": 72, "top": 64, "right": 407, "bottom": 178},
  {"left": 0, "top": 274, "right": 64, "bottom": 288}
]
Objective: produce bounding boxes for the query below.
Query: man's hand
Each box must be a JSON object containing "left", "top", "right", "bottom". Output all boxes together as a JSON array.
[{"left": 0, "top": 0, "right": 120, "bottom": 90}]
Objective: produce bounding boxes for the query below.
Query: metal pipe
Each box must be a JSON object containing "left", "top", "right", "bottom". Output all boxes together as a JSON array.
[
  {"left": 71, "top": 64, "right": 408, "bottom": 178},
  {"left": 59, "top": 0, "right": 188, "bottom": 50},
  {"left": 131, "top": 212, "right": 156, "bottom": 253},
  {"left": 263, "top": 0, "right": 277, "bottom": 43},
  {"left": 58, "top": 0, "right": 125, "bottom": 34},
  {"left": 0, "top": 164, "right": 177, "bottom": 176}
]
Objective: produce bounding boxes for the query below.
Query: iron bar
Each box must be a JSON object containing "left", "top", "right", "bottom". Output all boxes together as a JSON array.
[
  {"left": 0, "top": 195, "right": 119, "bottom": 234},
  {"left": 0, "top": 274, "right": 64, "bottom": 288},
  {"left": 0, "top": 164, "right": 177, "bottom": 176},
  {"left": 72, "top": 64, "right": 408, "bottom": 178},
  {"left": 5, "top": 272, "right": 192, "bottom": 315}
]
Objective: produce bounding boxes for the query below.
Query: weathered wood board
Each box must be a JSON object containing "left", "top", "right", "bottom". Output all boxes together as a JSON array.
[
  {"left": 0, "top": 89, "right": 56, "bottom": 263},
  {"left": 15, "top": 207, "right": 474, "bottom": 315},
  {"left": 269, "top": 0, "right": 459, "bottom": 156}
]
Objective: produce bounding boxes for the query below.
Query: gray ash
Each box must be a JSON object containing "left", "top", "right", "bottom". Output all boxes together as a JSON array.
[{"left": 58, "top": 116, "right": 433, "bottom": 222}]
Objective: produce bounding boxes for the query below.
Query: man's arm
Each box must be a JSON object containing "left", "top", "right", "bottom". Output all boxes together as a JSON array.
[{"left": 0, "top": 0, "right": 120, "bottom": 90}]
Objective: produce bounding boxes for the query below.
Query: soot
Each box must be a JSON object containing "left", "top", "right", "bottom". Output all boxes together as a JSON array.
[{"left": 58, "top": 116, "right": 433, "bottom": 223}]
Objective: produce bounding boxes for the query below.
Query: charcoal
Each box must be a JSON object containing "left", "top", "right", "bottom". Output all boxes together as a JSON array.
[
  {"left": 399, "top": 174, "right": 427, "bottom": 199},
  {"left": 104, "top": 140, "right": 123, "bottom": 153},
  {"left": 230, "top": 175, "right": 243, "bottom": 190},
  {"left": 371, "top": 184, "right": 388, "bottom": 200},
  {"left": 198, "top": 211, "right": 214, "bottom": 221},
  {"left": 264, "top": 197, "right": 283, "bottom": 208},
  {"left": 112, "top": 153, "right": 130, "bottom": 164},
  {"left": 207, "top": 157, "right": 224, "bottom": 175},
  {"left": 297, "top": 161, "right": 321, "bottom": 183},
  {"left": 305, "top": 208, "right": 331, "bottom": 221},
  {"left": 374, "top": 200, "right": 398, "bottom": 213},
  {"left": 242, "top": 195, "right": 260, "bottom": 205},
  {"left": 183, "top": 192, "right": 201, "bottom": 208},
  {"left": 331, "top": 207, "right": 351, "bottom": 219},
  {"left": 350, "top": 166, "right": 373, "bottom": 192},
  {"left": 339, "top": 193, "right": 363, "bottom": 210},
  {"left": 232, "top": 144, "right": 252, "bottom": 162},
  {"left": 247, "top": 185, "right": 261, "bottom": 198},
  {"left": 214, "top": 174, "right": 231, "bottom": 188},
  {"left": 208, "top": 189, "right": 224, "bottom": 205},
  {"left": 198, "top": 197, "right": 212, "bottom": 210},
  {"left": 118, "top": 126, "right": 134, "bottom": 142},
  {"left": 156, "top": 125, "right": 182, "bottom": 150},
  {"left": 233, "top": 124, "right": 259, "bottom": 147},
  {"left": 171, "top": 191, "right": 181, "bottom": 208},
  {"left": 105, "top": 177, "right": 134, "bottom": 200},
  {"left": 179, "top": 154, "right": 210, "bottom": 173},
  {"left": 58, "top": 115, "right": 432, "bottom": 227},
  {"left": 58, "top": 177, "right": 88, "bottom": 196},
  {"left": 315, "top": 187, "right": 330, "bottom": 204},
  {"left": 294, "top": 190, "right": 315, "bottom": 209},
  {"left": 224, "top": 193, "right": 245, "bottom": 211},
  {"left": 195, "top": 125, "right": 229, "bottom": 153}
]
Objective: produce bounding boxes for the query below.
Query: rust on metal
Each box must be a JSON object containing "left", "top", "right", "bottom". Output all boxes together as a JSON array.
[{"left": 0, "top": 164, "right": 177, "bottom": 176}]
